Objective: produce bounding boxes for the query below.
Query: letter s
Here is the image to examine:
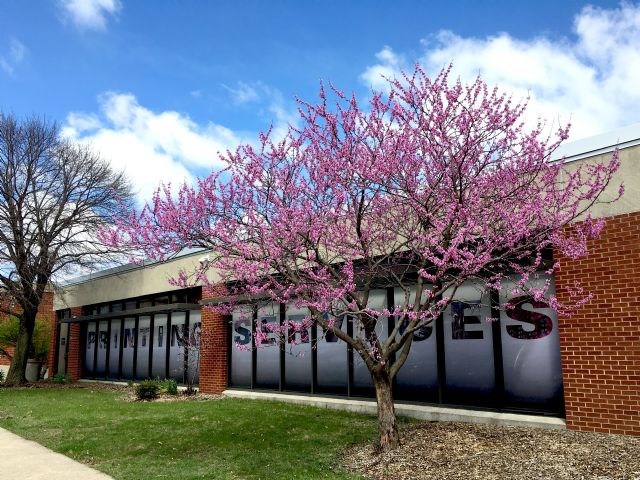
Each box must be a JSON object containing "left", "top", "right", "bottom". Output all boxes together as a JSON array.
[
  {"left": 234, "top": 321, "right": 251, "bottom": 346},
  {"left": 505, "top": 296, "right": 553, "bottom": 340}
]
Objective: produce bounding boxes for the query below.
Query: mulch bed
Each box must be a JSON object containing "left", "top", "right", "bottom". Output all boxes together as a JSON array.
[
  {"left": 0, "top": 380, "right": 223, "bottom": 401},
  {"left": 344, "top": 422, "right": 640, "bottom": 480}
]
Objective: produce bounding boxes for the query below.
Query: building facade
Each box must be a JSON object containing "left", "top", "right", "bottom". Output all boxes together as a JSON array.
[{"left": 50, "top": 125, "right": 640, "bottom": 436}]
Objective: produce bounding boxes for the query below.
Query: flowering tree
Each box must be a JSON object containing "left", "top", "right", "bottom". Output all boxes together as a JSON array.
[{"left": 106, "top": 66, "right": 620, "bottom": 450}]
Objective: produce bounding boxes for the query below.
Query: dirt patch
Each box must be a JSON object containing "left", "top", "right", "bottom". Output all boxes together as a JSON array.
[
  {"left": 0, "top": 381, "right": 222, "bottom": 402},
  {"left": 344, "top": 422, "right": 640, "bottom": 480},
  {"left": 0, "top": 381, "right": 123, "bottom": 390},
  {"left": 120, "top": 391, "right": 224, "bottom": 402}
]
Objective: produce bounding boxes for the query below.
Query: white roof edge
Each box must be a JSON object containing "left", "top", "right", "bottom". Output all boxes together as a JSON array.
[
  {"left": 60, "top": 247, "right": 209, "bottom": 287},
  {"left": 551, "top": 122, "right": 640, "bottom": 162}
]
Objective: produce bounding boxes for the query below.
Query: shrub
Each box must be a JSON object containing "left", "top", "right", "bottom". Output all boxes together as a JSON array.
[
  {"left": 53, "top": 373, "right": 71, "bottom": 384},
  {"left": 0, "top": 369, "right": 5, "bottom": 383},
  {"left": 135, "top": 380, "right": 160, "bottom": 401},
  {"left": 161, "top": 379, "right": 178, "bottom": 395},
  {"left": 0, "top": 315, "right": 51, "bottom": 363}
]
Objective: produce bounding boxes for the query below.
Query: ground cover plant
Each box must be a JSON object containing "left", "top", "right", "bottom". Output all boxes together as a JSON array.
[{"left": 0, "top": 384, "right": 378, "bottom": 479}]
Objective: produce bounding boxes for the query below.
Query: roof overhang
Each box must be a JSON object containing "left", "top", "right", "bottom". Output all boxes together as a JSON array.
[{"left": 61, "top": 303, "right": 201, "bottom": 323}]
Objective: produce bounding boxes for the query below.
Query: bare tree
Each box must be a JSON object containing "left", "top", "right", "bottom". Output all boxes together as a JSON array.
[{"left": 0, "top": 113, "right": 134, "bottom": 385}]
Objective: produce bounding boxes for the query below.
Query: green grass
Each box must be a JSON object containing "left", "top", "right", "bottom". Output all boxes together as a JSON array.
[{"left": 0, "top": 386, "right": 379, "bottom": 479}]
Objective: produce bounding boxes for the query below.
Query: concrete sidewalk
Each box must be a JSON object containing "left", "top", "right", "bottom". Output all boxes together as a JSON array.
[
  {"left": 0, "top": 427, "right": 113, "bottom": 479},
  {"left": 224, "top": 389, "right": 567, "bottom": 430}
]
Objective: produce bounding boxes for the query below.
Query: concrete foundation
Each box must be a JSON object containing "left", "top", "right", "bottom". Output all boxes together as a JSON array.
[{"left": 223, "top": 389, "right": 567, "bottom": 430}]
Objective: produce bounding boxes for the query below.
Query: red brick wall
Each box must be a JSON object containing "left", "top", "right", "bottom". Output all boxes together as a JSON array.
[
  {"left": 0, "top": 346, "right": 14, "bottom": 366},
  {"left": 65, "top": 307, "right": 84, "bottom": 382},
  {"left": 555, "top": 211, "right": 640, "bottom": 435},
  {"left": 198, "top": 286, "right": 230, "bottom": 394},
  {"left": 0, "top": 290, "right": 55, "bottom": 367}
]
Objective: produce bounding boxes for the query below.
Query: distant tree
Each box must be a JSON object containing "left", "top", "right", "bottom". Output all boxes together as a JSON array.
[
  {"left": 0, "top": 114, "right": 134, "bottom": 385},
  {"left": 107, "top": 66, "right": 621, "bottom": 450}
]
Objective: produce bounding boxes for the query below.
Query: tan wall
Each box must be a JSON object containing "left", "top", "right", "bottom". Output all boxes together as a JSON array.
[
  {"left": 566, "top": 143, "right": 640, "bottom": 219},
  {"left": 54, "top": 252, "right": 221, "bottom": 310}
]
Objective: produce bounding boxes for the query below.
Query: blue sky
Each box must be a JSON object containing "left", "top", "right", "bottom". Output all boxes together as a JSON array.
[{"left": 0, "top": 0, "right": 637, "bottom": 202}]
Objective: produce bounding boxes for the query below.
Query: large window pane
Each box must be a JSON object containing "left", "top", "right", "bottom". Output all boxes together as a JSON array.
[
  {"left": 230, "top": 306, "right": 252, "bottom": 387},
  {"left": 500, "top": 274, "right": 563, "bottom": 410},
  {"left": 84, "top": 322, "right": 96, "bottom": 375},
  {"left": 96, "top": 320, "right": 108, "bottom": 377},
  {"left": 284, "top": 304, "right": 311, "bottom": 391},
  {"left": 317, "top": 313, "right": 348, "bottom": 394},
  {"left": 121, "top": 317, "right": 136, "bottom": 380},
  {"left": 136, "top": 316, "right": 151, "bottom": 379},
  {"left": 353, "top": 290, "right": 388, "bottom": 393},
  {"left": 187, "top": 311, "right": 201, "bottom": 385},
  {"left": 108, "top": 319, "right": 121, "bottom": 379},
  {"left": 394, "top": 286, "right": 439, "bottom": 401},
  {"left": 151, "top": 314, "right": 167, "bottom": 378},
  {"left": 256, "top": 303, "right": 280, "bottom": 389},
  {"left": 443, "top": 283, "right": 495, "bottom": 404},
  {"left": 57, "top": 321, "right": 68, "bottom": 375},
  {"left": 169, "top": 312, "right": 187, "bottom": 382}
]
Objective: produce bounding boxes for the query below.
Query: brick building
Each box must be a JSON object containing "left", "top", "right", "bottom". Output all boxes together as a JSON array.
[
  {"left": 49, "top": 125, "right": 640, "bottom": 436},
  {"left": 0, "top": 289, "right": 55, "bottom": 379}
]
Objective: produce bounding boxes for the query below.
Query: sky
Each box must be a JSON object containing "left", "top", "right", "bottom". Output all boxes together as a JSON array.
[{"left": 1, "top": 0, "right": 638, "bottom": 203}]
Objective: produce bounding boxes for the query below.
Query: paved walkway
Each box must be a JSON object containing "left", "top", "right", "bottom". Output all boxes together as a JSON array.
[{"left": 0, "top": 427, "right": 113, "bottom": 479}]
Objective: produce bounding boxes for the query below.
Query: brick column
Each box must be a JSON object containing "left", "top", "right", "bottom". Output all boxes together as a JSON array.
[
  {"left": 47, "top": 316, "right": 57, "bottom": 377},
  {"left": 66, "top": 307, "right": 84, "bottom": 382},
  {"left": 555, "top": 211, "right": 640, "bottom": 435},
  {"left": 43, "top": 292, "right": 57, "bottom": 377},
  {"left": 198, "top": 286, "right": 230, "bottom": 394}
]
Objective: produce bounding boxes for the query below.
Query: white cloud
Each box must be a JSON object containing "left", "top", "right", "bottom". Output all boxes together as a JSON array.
[
  {"left": 360, "top": 3, "right": 640, "bottom": 140},
  {"left": 9, "top": 38, "right": 26, "bottom": 62},
  {"left": 63, "top": 92, "right": 244, "bottom": 203},
  {"left": 360, "top": 46, "right": 405, "bottom": 92},
  {"left": 0, "top": 37, "right": 26, "bottom": 76},
  {"left": 58, "top": 0, "right": 121, "bottom": 31},
  {"left": 223, "top": 80, "right": 299, "bottom": 139},
  {"left": 223, "top": 81, "right": 261, "bottom": 105},
  {"left": 0, "top": 59, "right": 12, "bottom": 76}
]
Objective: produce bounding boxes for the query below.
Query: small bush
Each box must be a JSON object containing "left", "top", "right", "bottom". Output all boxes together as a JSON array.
[
  {"left": 0, "top": 369, "right": 5, "bottom": 383},
  {"left": 161, "top": 379, "right": 178, "bottom": 395},
  {"left": 0, "top": 315, "right": 51, "bottom": 363},
  {"left": 53, "top": 373, "right": 71, "bottom": 384},
  {"left": 135, "top": 380, "right": 160, "bottom": 401}
]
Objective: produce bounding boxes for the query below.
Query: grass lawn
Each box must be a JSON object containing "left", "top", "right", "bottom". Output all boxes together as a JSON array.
[{"left": 0, "top": 385, "right": 379, "bottom": 479}]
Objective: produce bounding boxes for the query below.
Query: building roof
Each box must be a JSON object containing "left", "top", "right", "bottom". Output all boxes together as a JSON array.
[
  {"left": 551, "top": 122, "right": 640, "bottom": 162},
  {"left": 60, "top": 247, "right": 208, "bottom": 287}
]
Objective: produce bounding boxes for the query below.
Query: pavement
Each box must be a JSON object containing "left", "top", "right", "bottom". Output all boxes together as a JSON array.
[{"left": 0, "top": 427, "right": 113, "bottom": 479}]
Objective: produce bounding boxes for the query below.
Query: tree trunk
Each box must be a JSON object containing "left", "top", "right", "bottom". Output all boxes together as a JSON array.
[
  {"left": 373, "top": 370, "right": 400, "bottom": 451},
  {"left": 5, "top": 312, "right": 36, "bottom": 385}
]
